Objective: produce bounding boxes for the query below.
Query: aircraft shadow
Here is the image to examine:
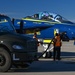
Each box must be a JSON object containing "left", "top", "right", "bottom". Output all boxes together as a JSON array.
[{"left": 9, "top": 51, "right": 75, "bottom": 72}]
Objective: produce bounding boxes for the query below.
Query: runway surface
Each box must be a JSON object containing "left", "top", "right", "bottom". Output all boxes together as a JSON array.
[{"left": 1, "top": 41, "right": 75, "bottom": 75}]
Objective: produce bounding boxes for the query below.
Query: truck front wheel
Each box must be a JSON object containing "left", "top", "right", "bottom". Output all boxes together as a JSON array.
[{"left": 0, "top": 48, "right": 11, "bottom": 72}]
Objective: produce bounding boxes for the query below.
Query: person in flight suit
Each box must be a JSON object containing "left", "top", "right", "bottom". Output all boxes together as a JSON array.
[{"left": 53, "top": 33, "right": 62, "bottom": 61}]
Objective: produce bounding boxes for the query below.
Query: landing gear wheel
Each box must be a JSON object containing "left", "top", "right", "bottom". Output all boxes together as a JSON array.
[{"left": 0, "top": 48, "right": 11, "bottom": 72}]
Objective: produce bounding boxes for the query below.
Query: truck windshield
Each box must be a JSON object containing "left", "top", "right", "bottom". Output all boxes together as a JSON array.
[{"left": 0, "top": 15, "right": 15, "bottom": 32}]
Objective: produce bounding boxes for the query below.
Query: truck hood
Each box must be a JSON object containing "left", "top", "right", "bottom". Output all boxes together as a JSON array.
[{"left": 0, "top": 32, "right": 33, "bottom": 42}]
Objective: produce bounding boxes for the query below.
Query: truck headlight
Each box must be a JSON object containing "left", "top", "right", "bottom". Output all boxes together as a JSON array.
[{"left": 12, "top": 45, "right": 23, "bottom": 49}]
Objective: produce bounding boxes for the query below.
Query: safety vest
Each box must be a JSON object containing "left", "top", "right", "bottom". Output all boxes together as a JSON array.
[{"left": 53, "top": 35, "right": 62, "bottom": 47}]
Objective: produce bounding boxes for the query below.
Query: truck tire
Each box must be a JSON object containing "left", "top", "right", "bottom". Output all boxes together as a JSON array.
[{"left": 0, "top": 48, "right": 11, "bottom": 72}]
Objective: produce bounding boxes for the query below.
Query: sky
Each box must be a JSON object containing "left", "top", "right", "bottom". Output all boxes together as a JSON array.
[{"left": 0, "top": 0, "right": 75, "bottom": 22}]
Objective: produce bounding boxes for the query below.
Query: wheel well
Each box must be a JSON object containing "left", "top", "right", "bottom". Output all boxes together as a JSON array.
[
  {"left": 60, "top": 32, "right": 69, "bottom": 41},
  {"left": 0, "top": 44, "right": 11, "bottom": 54}
]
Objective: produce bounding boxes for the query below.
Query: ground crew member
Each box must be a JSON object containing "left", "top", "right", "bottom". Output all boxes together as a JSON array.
[
  {"left": 33, "top": 32, "right": 37, "bottom": 39},
  {"left": 53, "top": 33, "right": 62, "bottom": 61},
  {"left": 33, "top": 32, "right": 40, "bottom": 46}
]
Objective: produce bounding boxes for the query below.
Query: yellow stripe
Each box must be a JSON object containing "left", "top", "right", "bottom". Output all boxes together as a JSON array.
[
  {"left": 22, "top": 18, "right": 59, "bottom": 24},
  {"left": 43, "top": 39, "right": 53, "bottom": 43}
]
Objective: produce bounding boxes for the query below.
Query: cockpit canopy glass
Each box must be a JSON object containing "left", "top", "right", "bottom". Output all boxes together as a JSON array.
[{"left": 25, "top": 11, "right": 73, "bottom": 24}]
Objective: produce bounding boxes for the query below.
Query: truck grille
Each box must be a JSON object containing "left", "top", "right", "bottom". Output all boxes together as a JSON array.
[{"left": 27, "top": 40, "right": 37, "bottom": 52}]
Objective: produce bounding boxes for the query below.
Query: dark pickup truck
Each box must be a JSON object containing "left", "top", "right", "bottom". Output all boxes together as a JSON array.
[{"left": 0, "top": 15, "right": 37, "bottom": 72}]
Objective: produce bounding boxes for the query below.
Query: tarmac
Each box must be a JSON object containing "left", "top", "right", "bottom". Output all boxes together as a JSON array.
[{"left": 1, "top": 40, "right": 75, "bottom": 75}]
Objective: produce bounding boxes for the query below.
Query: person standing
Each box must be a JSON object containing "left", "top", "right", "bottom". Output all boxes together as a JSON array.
[
  {"left": 33, "top": 32, "right": 40, "bottom": 46},
  {"left": 53, "top": 33, "right": 62, "bottom": 61}
]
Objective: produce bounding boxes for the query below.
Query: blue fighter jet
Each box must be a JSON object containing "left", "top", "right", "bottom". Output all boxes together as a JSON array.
[{"left": 13, "top": 11, "right": 75, "bottom": 44}]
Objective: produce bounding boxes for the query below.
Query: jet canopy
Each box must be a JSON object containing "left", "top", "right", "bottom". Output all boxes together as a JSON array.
[{"left": 25, "top": 11, "right": 74, "bottom": 24}]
